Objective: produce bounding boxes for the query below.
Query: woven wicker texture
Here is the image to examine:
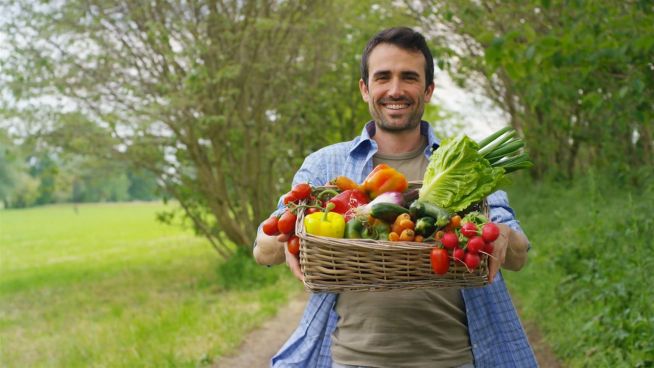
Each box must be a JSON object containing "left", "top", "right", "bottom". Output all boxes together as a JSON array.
[{"left": 296, "top": 188, "right": 490, "bottom": 293}]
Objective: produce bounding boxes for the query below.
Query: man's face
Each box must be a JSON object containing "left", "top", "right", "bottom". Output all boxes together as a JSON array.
[{"left": 360, "top": 43, "right": 435, "bottom": 133}]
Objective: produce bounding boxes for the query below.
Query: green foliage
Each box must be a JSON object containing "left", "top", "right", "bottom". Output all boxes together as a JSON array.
[
  {"left": 505, "top": 175, "right": 654, "bottom": 367},
  {"left": 0, "top": 202, "right": 303, "bottom": 367},
  {"left": 216, "top": 246, "right": 286, "bottom": 291},
  {"left": 413, "top": 1, "right": 654, "bottom": 180}
]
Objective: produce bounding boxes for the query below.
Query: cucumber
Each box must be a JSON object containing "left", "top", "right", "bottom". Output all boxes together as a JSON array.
[
  {"left": 370, "top": 203, "right": 410, "bottom": 223},
  {"left": 409, "top": 201, "right": 451, "bottom": 227}
]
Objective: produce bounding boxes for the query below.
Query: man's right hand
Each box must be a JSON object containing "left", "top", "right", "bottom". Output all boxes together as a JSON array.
[{"left": 278, "top": 233, "right": 304, "bottom": 282}]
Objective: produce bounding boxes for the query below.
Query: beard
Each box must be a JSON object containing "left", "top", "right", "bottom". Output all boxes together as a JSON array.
[{"left": 369, "top": 96, "right": 425, "bottom": 133}]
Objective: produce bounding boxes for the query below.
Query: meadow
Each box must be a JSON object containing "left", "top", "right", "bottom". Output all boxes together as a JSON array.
[{"left": 0, "top": 202, "right": 302, "bottom": 367}]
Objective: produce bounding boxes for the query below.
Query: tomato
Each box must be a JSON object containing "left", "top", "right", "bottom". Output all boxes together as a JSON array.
[
  {"left": 449, "top": 215, "right": 462, "bottom": 229},
  {"left": 262, "top": 216, "right": 280, "bottom": 236},
  {"left": 287, "top": 235, "right": 300, "bottom": 256},
  {"left": 277, "top": 210, "right": 297, "bottom": 234},
  {"left": 440, "top": 232, "right": 459, "bottom": 249},
  {"left": 291, "top": 183, "right": 312, "bottom": 201},
  {"left": 283, "top": 192, "right": 298, "bottom": 205},
  {"left": 305, "top": 207, "right": 320, "bottom": 215},
  {"left": 466, "top": 236, "right": 485, "bottom": 253},
  {"left": 464, "top": 252, "right": 481, "bottom": 270},
  {"left": 481, "top": 223, "right": 500, "bottom": 242},
  {"left": 430, "top": 247, "right": 449, "bottom": 275},
  {"left": 461, "top": 222, "right": 478, "bottom": 238},
  {"left": 453, "top": 248, "right": 465, "bottom": 263}
]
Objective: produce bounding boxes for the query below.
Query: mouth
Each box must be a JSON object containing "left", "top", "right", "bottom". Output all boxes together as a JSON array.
[{"left": 380, "top": 98, "right": 412, "bottom": 111}]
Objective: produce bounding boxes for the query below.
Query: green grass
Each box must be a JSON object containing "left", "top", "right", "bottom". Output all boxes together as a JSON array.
[
  {"left": 504, "top": 175, "right": 654, "bottom": 367},
  {"left": 0, "top": 202, "right": 303, "bottom": 367}
]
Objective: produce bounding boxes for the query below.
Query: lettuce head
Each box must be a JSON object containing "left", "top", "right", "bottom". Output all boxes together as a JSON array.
[{"left": 418, "top": 134, "right": 505, "bottom": 212}]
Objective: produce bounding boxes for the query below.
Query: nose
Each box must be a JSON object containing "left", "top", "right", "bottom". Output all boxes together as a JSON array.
[{"left": 387, "top": 78, "right": 402, "bottom": 98}]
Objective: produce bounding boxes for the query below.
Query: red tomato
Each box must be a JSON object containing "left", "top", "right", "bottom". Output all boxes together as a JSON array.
[
  {"left": 481, "top": 223, "right": 500, "bottom": 242},
  {"left": 305, "top": 207, "right": 320, "bottom": 215},
  {"left": 483, "top": 242, "right": 495, "bottom": 255},
  {"left": 440, "top": 232, "right": 459, "bottom": 249},
  {"left": 287, "top": 235, "right": 300, "bottom": 256},
  {"left": 453, "top": 248, "right": 465, "bottom": 263},
  {"left": 262, "top": 216, "right": 279, "bottom": 236},
  {"left": 277, "top": 210, "right": 297, "bottom": 235},
  {"left": 461, "top": 222, "right": 478, "bottom": 238},
  {"left": 464, "top": 252, "right": 481, "bottom": 270},
  {"left": 291, "top": 183, "right": 312, "bottom": 201},
  {"left": 283, "top": 192, "right": 298, "bottom": 205},
  {"left": 467, "top": 236, "right": 485, "bottom": 253},
  {"left": 430, "top": 247, "right": 449, "bottom": 275}
]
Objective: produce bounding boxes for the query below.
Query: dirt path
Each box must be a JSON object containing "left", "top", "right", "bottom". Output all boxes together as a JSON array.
[{"left": 215, "top": 292, "right": 562, "bottom": 368}]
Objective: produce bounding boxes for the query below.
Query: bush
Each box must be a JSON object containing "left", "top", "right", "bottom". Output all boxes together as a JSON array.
[
  {"left": 505, "top": 173, "right": 654, "bottom": 367},
  {"left": 216, "top": 246, "right": 285, "bottom": 291}
]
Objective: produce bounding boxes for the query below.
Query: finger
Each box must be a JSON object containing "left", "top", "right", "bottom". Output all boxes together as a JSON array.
[
  {"left": 284, "top": 244, "right": 304, "bottom": 282},
  {"left": 277, "top": 233, "right": 290, "bottom": 242},
  {"left": 488, "top": 257, "right": 499, "bottom": 283}
]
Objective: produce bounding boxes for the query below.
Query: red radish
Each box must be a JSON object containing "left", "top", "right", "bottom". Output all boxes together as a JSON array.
[
  {"left": 461, "top": 222, "right": 478, "bottom": 238},
  {"left": 483, "top": 242, "right": 495, "bottom": 255},
  {"left": 453, "top": 248, "right": 465, "bottom": 263},
  {"left": 482, "top": 223, "right": 500, "bottom": 242},
  {"left": 430, "top": 247, "right": 450, "bottom": 275},
  {"left": 441, "top": 232, "right": 459, "bottom": 249},
  {"left": 464, "top": 252, "right": 481, "bottom": 270},
  {"left": 467, "top": 236, "right": 485, "bottom": 253},
  {"left": 262, "top": 216, "right": 280, "bottom": 236}
]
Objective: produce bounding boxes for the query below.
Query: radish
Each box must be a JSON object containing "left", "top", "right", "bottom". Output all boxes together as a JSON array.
[
  {"left": 467, "top": 236, "right": 485, "bottom": 253},
  {"left": 461, "top": 222, "right": 478, "bottom": 238},
  {"left": 481, "top": 223, "right": 500, "bottom": 242},
  {"left": 441, "top": 232, "right": 459, "bottom": 249},
  {"left": 464, "top": 252, "right": 481, "bottom": 270}
]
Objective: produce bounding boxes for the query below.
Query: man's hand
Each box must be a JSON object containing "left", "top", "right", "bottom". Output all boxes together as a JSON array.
[
  {"left": 488, "top": 224, "right": 529, "bottom": 283},
  {"left": 277, "top": 233, "right": 304, "bottom": 281}
]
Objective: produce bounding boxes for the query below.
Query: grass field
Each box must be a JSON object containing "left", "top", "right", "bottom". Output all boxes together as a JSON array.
[{"left": 0, "top": 202, "right": 302, "bottom": 368}]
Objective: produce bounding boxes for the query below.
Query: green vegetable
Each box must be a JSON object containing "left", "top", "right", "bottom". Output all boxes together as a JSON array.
[
  {"left": 409, "top": 201, "right": 450, "bottom": 227},
  {"left": 415, "top": 217, "right": 436, "bottom": 237},
  {"left": 344, "top": 217, "right": 364, "bottom": 239},
  {"left": 370, "top": 203, "right": 409, "bottom": 223},
  {"left": 418, "top": 128, "right": 532, "bottom": 212}
]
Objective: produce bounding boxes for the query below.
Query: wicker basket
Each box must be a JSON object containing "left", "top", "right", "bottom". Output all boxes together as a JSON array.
[{"left": 296, "top": 186, "right": 490, "bottom": 293}]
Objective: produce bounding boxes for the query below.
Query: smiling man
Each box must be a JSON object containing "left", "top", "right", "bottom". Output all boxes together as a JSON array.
[{"left": 255, "top": 27, "right": 536, "bottom": 368}]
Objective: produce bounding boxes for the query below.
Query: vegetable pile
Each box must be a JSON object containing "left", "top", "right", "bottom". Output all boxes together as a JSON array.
[{"left": 264, "top": 127, "right": 532, "bottom": 275}]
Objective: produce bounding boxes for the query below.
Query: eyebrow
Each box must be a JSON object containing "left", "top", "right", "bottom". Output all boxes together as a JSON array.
[{"left": 372, "top": 70, "right": 421, "bottom": 79}]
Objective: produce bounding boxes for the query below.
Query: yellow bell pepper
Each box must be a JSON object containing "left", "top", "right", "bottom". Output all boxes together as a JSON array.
[{"left": 304, "top": 203, "right": 345, "bottom": 238}]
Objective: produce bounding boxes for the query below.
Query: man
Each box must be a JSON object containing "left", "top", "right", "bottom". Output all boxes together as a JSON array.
[{"left": 254, "top": 27, "right": 536, "bottom": 368}]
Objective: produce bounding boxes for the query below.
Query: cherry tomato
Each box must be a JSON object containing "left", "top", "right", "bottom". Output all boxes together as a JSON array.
[
  {"left": 440, "top": 232, "right": 459, "bottom": 249},
  {"left": 305, "top": 207, "right": 320, "bottom": 215},
  {"left": 277, "top": 210, "right": 297, "bottom": 235},
  {"left": 481, "top": 223, "right": 500, "bottom": 242},
  {"left": 449, "top": 215, "right": 462, "bottom": 229},
  {"left": 461, "top": 222, "right": 478, "bottom": 238},
  {"left": 467, "top": 236, "right": 485, "bottom": 253},
  {"left": 453, "top": 248, "right": 465, "bottom": 263},
  {"left": 464, "top": 252, "right": 481, "bottom": 270},
  {"left": 430, "top": 247, "right": 449, "bottom": 275},
  {"left": 262, "top": 216, "right": 280, "bottom": 236},
  {"left": 287, "top": 235, "right": 300, "bottom": 256},
  {"left": 283, "top": 192, "right": 298, "bottom": 205},
  {"left": 291, "top": 183, "right": 312, "bottom": 201}
]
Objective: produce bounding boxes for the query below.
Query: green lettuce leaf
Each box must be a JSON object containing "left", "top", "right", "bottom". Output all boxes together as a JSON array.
[{"left": 418, "top": 134, "right": 505, "bottom": 212}]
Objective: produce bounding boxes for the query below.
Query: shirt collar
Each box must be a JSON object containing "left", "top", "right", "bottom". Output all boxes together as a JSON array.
[{"left": 349, "top": 120, "right": 440, "bottom": 157}]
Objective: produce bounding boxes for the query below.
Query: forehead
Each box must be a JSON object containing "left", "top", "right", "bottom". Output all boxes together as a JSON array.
[{"left": 367, "top": 43, "right": 426, "bottom": 77}]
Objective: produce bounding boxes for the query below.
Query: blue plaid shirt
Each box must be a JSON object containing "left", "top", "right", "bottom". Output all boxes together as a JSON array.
[{"left": 270, "top": 121, "right": 537, "bottom": 368}]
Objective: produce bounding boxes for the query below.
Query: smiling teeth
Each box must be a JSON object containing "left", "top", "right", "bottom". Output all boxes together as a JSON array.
[{"left": 386, "top": 104, "right": 408, "bottom": 110}]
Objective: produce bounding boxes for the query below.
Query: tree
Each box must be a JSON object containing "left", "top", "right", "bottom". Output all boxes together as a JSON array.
[
  {"left": 0, "top": 0, "right": 422, "bottom": 256},
  {"left": 407, "top": 1, "right": 654, "bottom": 181}
]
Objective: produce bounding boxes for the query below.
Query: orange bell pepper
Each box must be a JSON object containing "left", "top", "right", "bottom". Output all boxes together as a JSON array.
[{"left": 361, "top": 164, "right": 408, "bottom": 199}]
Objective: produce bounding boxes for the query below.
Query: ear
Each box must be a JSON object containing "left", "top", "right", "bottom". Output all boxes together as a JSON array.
[
  {"left": 359, "top": 79, "right": 371, "bottom": 103},
  {"left": 424, "top": 82, "right": 435, "bottom": 102}
]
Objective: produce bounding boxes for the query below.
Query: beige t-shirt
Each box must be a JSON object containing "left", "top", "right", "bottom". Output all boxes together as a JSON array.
[{"left": 331, "top": 138, "right": 473, "bottom": 368}]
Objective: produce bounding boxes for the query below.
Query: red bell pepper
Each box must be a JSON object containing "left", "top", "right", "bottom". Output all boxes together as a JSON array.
[{"left": 327, "top": 189, "right": 369, "bottom": 221}]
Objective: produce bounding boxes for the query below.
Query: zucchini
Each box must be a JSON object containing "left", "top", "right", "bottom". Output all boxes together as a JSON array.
[
  {"left": 415, "top": 216, "right": 437, "bottom": 237},
  {"left": 370, "top": 203, "right": 409, "bottom": 223},
  {"left": 409, "top": 201, "right": 451, "bottom": 227}
]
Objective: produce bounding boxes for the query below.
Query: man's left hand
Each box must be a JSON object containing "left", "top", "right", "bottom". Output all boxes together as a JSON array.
[{"left": 487, "top": 223, "right": 529, "bottom": 283}]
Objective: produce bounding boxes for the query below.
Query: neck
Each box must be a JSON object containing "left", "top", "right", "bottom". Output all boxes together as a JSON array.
[{"left": 372, "top": 125, "right": 424, "bottom": 155}]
